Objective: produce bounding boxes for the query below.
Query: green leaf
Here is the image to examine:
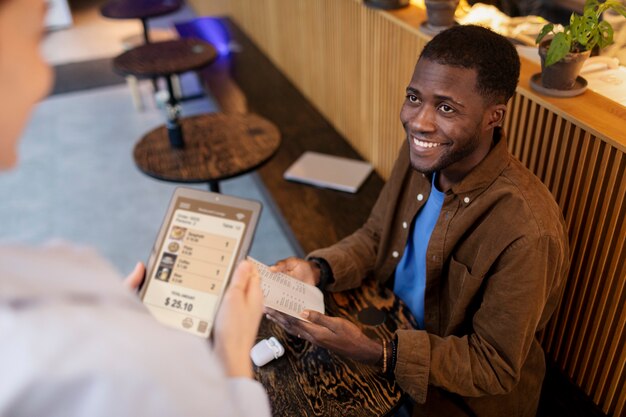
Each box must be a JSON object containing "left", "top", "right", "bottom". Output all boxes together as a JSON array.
[
  {"left": 536, "top": 23, "right": 554, "bottom": 44},
  {"left": 584, "top": 0, "right": 600, "bottom": 16},
  {"left": 582, "top": 6, "right": 597, "bottom": 20},
  {"left": 588, "top": 31, "right": 600, "bottom": 50},
  {"left": 544, "top": 0, "right": 625, "bottom": 56},
  {"left": 572, "top": 14, "right": 593, "bottom": 46},
  {"left": 597, "top": 20, "right": 614, "bottom": 49},
  {"left": 546, "top": 32, "right": 571, "bottom": 66}
]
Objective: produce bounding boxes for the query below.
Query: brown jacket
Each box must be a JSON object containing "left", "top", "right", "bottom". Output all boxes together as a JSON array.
[{"left": 309, "top": 131, "right": 570, "bottom": 417}]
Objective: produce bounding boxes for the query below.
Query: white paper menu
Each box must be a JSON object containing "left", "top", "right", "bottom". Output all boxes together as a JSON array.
[{"left": 248, "top": 257, "right": 325, "bottom": 320}]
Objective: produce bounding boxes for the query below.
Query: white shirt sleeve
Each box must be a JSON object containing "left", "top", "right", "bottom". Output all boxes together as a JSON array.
[
  {"left": 228, "top": 378, "right": 272, "bottom": 417},
  {"left": 0, "top": 244, "right": 273, "bottom": 417}
]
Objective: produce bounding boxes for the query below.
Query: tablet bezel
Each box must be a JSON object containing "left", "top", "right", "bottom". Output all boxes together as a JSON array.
[{"left": 139, "top": 187, "right": 262, "bottom": 337}]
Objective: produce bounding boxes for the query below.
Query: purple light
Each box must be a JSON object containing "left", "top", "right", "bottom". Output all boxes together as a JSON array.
[{"left": 175, "top": 17, "right": 231, "bottom": 56}]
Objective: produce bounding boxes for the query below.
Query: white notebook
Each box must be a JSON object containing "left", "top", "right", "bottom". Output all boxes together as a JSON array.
[{"left": 283, "top": 151, "right": 373, "bottom": 193}]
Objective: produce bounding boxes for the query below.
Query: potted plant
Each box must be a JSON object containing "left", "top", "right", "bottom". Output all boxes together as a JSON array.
[
  {"left": 535, "top": 0, "right": 626, "bottom": 90},
  {"left": 425, "top": 0, "right": 460, "bottom": 29}
]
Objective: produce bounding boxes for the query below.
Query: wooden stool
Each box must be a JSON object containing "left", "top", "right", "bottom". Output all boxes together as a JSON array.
[
  {"left": 101, "top": 0, "right": 185, "bottom": 108},
  {"left": 133, "top": 113, "right": 281, "bottom": 192},
  {"left": 120, "top": 27, "right": 179, "bottom": 110}
]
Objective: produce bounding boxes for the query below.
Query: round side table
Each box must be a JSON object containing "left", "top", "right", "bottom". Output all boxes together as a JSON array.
[
  {"left": 113, "top": 39, "right": 218, "bottom": 148},
  {"left": 101, "top": 0, "right": 184, "bottom": 43},
  {"left": 133, "top": 113, "right": 281, "bottom": 193},
  {"left": 112, "top": 38, "right": 217, "bottom": 79}
]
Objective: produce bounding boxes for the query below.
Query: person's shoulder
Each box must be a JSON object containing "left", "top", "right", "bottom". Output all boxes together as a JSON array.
[{"left": 496, "top": 156, "right": 565, "bottom": 238}]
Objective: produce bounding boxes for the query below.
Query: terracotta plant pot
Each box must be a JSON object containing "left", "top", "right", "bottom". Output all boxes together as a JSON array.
[
  {"left": 424, "top": 0, "right": 459, "bottom": 28},
  {"left": 538, "top": 40, "right": 591, "bottom": 90}
]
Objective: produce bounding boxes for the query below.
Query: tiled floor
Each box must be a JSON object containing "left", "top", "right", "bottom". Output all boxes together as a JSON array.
[{"left": 44, "top": 8, "right": 137, "bottom": 64}]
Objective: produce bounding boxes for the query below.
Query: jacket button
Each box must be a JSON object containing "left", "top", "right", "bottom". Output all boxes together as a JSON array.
[
  {"left": 392, "top": 251, "right": 399, "bottom": 258},
  {"left": 417, "top": 194, "right": 424, "bottom": 201},
  {"left": 463, "top": 196, "right": 470, "bottom": 204},
  {"left": 402, "top": 222, "right": 408, "bottom": 229}
]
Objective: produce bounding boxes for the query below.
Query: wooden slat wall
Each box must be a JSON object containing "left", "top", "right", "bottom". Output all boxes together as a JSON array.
[
  {"left": 505, "top": 93, "right": 626, "bottom": 416},
  {"left": 225, "top": 1, "right": 625, "bottom": 414},
  {"left": 229, "top": 0, "right": 425, "bottom": 176}
]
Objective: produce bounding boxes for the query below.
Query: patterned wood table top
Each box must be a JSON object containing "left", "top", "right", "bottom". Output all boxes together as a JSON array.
[
  {"left": 113, "top": 39, "right": 217, "bottom": 78},
  {"left": 256, "top": 279, "right": 418, "bottom": 417},
  {"left": 133, "top": 113, "right": 281, "bottom": 183},
  {"left": 100, "top": 0, "right": 183, "bottom": 20}
]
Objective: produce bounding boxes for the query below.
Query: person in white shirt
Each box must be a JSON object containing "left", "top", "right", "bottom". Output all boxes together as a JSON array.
[{"left": 0, "top": 1, "right": 271, "bottom": 416}]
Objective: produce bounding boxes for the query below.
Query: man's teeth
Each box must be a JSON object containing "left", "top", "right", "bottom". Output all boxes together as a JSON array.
[{"left": 413, "top": 138, "right": 441, "bottom": 148}]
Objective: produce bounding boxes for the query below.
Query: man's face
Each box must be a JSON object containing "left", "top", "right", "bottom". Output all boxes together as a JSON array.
[
  {"left": 0, "top": 0, "right": 52, "bottom": 170},
  {"left": 400, "top": 59, "right": 499, "bottom": 188}
]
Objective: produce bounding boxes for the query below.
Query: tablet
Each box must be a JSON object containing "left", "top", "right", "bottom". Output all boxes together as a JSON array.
[{"left": 139, "top": 187, "right": 262, "bottom": 338}]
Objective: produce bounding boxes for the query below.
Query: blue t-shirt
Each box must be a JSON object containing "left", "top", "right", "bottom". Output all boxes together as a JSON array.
[{"left": 393, "top": 176, "right": 445, "bottom": 329}]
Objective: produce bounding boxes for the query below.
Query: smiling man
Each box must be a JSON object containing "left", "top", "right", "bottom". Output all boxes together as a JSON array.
[{"left": 267, "top": 25, "right": 570, "bottom": 417}]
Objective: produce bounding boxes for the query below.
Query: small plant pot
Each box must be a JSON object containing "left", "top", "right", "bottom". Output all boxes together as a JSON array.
[
  {"left": 424, "top": 0, "right": 459, "bottom": 28},
  {"left": 538, "top": 40, "right": 591, "bottom": 90},
  {"left": 363, "top": 0, "right": 410, "bottom": 9}
]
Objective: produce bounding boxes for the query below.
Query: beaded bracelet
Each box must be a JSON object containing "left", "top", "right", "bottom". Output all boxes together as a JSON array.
[
  {"left": 308, "top": 257, "right": 333, "bottom": 289},
  {"left": 381, "top": 339, "right": 388, "bottom": 374},
  {"left": 388, "top": 334, "right": 398, "bottom": 375}
]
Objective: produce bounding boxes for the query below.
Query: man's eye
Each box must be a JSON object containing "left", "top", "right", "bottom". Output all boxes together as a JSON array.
[
  {"left": 439, "top": 104, "right": 454, "bottom": 114},
  {"left": 406, "top": 94, "right": 419, "bottom": 104}
]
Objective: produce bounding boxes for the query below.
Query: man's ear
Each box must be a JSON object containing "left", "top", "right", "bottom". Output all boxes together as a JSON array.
[{"left": 485, "top": 104, "right": 507, "bottom": 129}]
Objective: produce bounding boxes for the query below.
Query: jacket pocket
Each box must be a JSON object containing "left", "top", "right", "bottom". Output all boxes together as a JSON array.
[{"left": 444, "top": 256, "right": 486, "bottom": 333}]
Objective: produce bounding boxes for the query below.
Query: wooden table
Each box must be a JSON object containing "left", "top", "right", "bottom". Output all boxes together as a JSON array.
[
  {"left": 255, "top": 279, "right": 418, "bottom": 417},
  {"left": 114, "top": 39, "right": 217, "bottom": 149},
  {"left": 100, "top": 0, "right": 184, "bottom": 43},
  {"left": 113, "top": 39, "right": 217, "bottom": 79},
  {"left": 133, "top": 113, "right": 281, "bottom": 192}
]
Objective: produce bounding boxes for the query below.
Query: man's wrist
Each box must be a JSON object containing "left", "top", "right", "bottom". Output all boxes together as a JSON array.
[
  {"left": 362, "top": 336, "right": 384, "bottom": 365},
  {"left": 374, "top": 334, "right": 398, "bottom": 375},
  {"left": 308, "top": 257, "right": 333, "bottom": 289}
]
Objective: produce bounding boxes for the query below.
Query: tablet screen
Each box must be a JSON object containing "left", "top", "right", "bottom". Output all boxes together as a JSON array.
[{"left": 141, "top": 193, "right": 259, "bottom": 337}]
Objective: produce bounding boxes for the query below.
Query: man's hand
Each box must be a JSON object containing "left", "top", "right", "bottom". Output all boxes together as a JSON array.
[
  {"left": 123, "top": 262, "right": 145, "bottom": 290},
  {"left": 214, "top": 260, "right": 264, "bottom": 378},
  {"left": 265, "top": 308, "right": 382, "bottom": 365},
  {"left": 270, "top": 257, "right": 320, "bottom": 286}
]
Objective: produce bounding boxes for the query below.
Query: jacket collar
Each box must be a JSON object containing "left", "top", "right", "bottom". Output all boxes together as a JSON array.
[{"left": 449, "top": 127, "right": 510, "bottom": 198}]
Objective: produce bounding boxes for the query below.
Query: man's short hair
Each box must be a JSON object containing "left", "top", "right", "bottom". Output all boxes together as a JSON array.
[{"left": 420, "top": 25, "right": 520, "bottom": 104}]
